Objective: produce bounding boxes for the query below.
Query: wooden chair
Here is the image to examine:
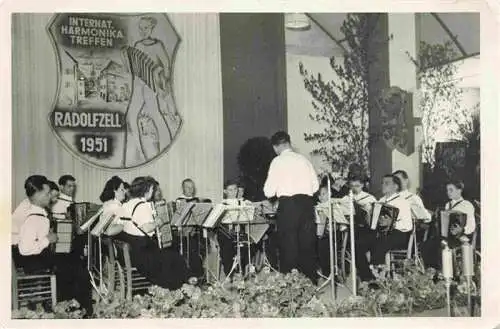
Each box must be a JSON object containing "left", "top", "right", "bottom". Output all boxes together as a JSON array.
[
  {"left": 385, "top": 227, "right": 416, "bottom": 274},
  {"left": 112, "top": 240, "right": 152, "bottom": 301},
  {"left": 12, "top": 258, "right": 57, "bottom": 310},
  {"left": 100, "top": 237, "right": 126, "bottom": 300}
]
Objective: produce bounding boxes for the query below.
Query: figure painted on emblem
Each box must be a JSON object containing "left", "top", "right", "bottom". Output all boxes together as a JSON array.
[{"left": 123, "top": 16, "right": 181, "bottom": 167}]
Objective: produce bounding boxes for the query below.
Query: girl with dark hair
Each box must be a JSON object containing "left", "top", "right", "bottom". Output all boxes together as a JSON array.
[
  {"left": 91, "top": 176, "right": 128, "bottom": 237},
  {"left": 116, "top": 176, "right": 188, "bottom": 290},
  {"left": 421, "top": 180, "right": 476, "bottom": 270}
]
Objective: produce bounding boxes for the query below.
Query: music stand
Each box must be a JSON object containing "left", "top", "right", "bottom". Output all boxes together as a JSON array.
[
  {"left": 220, "top": 205, "right": 255, "bottom": 279},
  {"left": 182, "top": 203, "right": 213, "bottom": 275},
  {"left": 315, "top": 199, "right": 350, "bottom": 299},
  {"left": 202, "top": 204, "right": 226, "bottom": 283},
  {"left": 171, "top": 203, "right": 195, "bottom": 256}
]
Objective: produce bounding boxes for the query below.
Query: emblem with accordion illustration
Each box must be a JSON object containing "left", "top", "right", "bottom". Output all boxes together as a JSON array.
[{"left": 47, "top": 13, "right": 181, "bottom": 169}]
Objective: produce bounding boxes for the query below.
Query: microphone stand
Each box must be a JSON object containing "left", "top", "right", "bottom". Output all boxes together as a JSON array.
[
  {"left": 348, "top": 190, "right": 357, "bottom": 295},
  {"left": 316, "top": 174, "right": 336, "bottom": 302}
]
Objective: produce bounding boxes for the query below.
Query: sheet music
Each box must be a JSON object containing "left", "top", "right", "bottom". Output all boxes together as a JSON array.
[
  {"left": 90, "top": 213, "right": 116, "bottom": 236},
  {"left": 171, "top": 202, "right": 195, "bottom": 227},
  {"left": 80, "top": 207, "right": 104, "bottom": 233},
  {"left": 184, "top": 203, "right": 213, "bottom": 226},
  {"left": 203, "top": 204, "right": 226, "bottom": 228},
  {"left": 315, "top": 201, "right": 350, "bottom": 225},
  {"left": 221, "top": 205, "right": 255, "bottom": 224}
]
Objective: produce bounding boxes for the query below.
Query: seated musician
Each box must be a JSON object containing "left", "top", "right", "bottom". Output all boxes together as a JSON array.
[
  {"left": 94, "top": 176, "right": 128, "bottom": 237},
  {"left": 12, "top": 179, "right": 61, "bottom": 268},
  {"left": 15, "top": 175, "right": 93, "bottom": 316},
  {"left": 173, "top": 178, "right": 208, "bottom": 279},
  {"left": 316, "top": 184, "right": 341, "bottom": 278},
  {"left": 393, "top": 170, "right": 432, "bottom": 240},
  {"left": 355, "top": 174, "right": 412, "bottom": 282},
  {"left": 176, "top": 178, "right": 200, "bottom": 203},
  {"left": 421, "top": 180, "right": 476, "bottom": 270},
  {"left": 217, "top": 179, "right": 256, "bottom": 277},
  {"left": 51, "top": 175, "right": 76, "bottom": 220},
  {"left": 115, "top": 176, "right": 188, "bottom": 290},
  {"left": 47, "top": 181, "right": 60, "bottom": 207}
]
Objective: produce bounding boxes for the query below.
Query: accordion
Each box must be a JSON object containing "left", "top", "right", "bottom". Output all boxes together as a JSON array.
[
  {"left": 153, "top": 200, "right": 173, "bottom": 249},
  {"left": 68, "top": 202, "right": 101, "bottom": 229},
  {"left": 370, "top": 203, "right": 399, "bottom": 233},
  {"left": 440, "top": 210, "right": 467, "bottom": 239},
  {"left": 52, "top": 218, "right": 73, "bottom": 254},
  {"left": 121, "top": 45, "right": 165, "bottom": 94}
]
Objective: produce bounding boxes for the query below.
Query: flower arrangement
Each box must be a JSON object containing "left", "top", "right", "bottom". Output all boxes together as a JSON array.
[{"left": 13, "top": 262, "right": 480, "bottom": 319}]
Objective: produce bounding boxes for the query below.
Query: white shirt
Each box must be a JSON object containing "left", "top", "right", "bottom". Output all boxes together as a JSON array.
[
  {"left": 400, "top": 190, "right": 432, "bottom": 222},
  {"left": 121, "top": 198, "right": 155, "bottom": 237},
  {"left": 91, "top": 199, "right": 125, "bottom": 236},
  {"left": 264, "top": 149, "right": 319, "bottom": 198},
  {"left": 379, "top": 193, "right": 413, "bottom": 233},
  {"left": 51, "top": 193, "right": 73, "bottom": 220},
  {"left": 445, "top": 198, "right": 476, "bottom": 235},
  {"left": 352, "top": 191, "right": 377, "bottom": 211},
  {"left": 12, "top": 198, "right": 32, "bottom": 245},
  {"left": 18, "top": 204, "right": 51, "bottom": 256}
]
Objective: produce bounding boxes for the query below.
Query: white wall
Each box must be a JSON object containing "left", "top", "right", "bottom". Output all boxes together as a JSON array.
[
  {"left": 11, "top": 13, "right": 224, "bottom": 208},
  {"left": 286, "top": 52, "right": 342, "bottom": 175}
]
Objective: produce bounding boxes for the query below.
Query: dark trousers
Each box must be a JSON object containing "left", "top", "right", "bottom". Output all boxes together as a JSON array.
[
  {"left": 276, "top": 195, "right": 317, "bottom": 284},
  {"left": 355, "top": 228, "right": 410, "bottom": 281},
  {"left": 115, "top": 232, "right": 188, "bottom": 290},
  {"left": 12, "top": 246, "right": 93, "bottom": 316}
]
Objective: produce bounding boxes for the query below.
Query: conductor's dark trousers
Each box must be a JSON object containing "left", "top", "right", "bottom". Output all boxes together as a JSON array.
[{"left": 276, "top": 194, "right": 318, "bottom": 284}]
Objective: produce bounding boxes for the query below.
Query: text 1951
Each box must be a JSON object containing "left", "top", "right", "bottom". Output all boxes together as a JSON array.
[{"left": 76, "top": 135, "right": 113, "bottom": 157}]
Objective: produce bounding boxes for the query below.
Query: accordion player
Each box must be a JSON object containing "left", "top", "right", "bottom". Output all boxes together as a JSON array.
[
  {"left": 440, "top": 210, "right": 468, "bottom": 246},
  {"left": 370, "top": 202, "right": 400, "bottom": 235}
]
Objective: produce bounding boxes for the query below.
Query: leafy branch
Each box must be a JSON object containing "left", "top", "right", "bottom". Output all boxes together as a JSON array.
[
  {"left": 299, "top": 14, "right": 384, "bottom": 176},
  {"left": 407, "top": 41, "right": 476, "bottom": 167}
]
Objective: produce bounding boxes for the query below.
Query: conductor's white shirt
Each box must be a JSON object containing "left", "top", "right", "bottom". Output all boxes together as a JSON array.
[
  {"left": 264, "top": 149, "right": 319, "bottom": 198},
  {"left": 18, "top": 204, "right": 51, "bottom": 256}
]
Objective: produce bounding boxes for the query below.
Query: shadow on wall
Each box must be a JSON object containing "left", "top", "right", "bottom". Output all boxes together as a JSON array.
[{"left": 237, "top": 137, "right": 276, "bottom": 202}]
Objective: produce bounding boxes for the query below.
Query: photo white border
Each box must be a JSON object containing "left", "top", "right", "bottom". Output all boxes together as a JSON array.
[{"left": 0, "top": 0, "right": 498, "bottom": 328}]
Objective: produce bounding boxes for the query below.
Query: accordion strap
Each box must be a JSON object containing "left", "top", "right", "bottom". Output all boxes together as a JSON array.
[
  {"left": 123, "top": 201, "right": 156, "bottom": 240},
  {"left": 28, "top": 213, "right": 46, "bottom": 218},
  {"left": 448, "top": 200, "right": 464, "bottom": 211}
]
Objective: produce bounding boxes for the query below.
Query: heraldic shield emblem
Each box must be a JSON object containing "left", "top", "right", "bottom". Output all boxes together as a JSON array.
[{"left": 47, "top": 13, "right": 182, "bottom": 169}]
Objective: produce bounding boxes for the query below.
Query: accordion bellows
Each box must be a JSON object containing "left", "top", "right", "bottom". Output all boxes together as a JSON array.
[{"left": 121, "top": 45, "right": 165, "bottom": 94}]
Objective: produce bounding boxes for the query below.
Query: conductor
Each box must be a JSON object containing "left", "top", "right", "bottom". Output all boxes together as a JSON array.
[{"left": 263, "top": 131, "right": 319, "bottom": 284}]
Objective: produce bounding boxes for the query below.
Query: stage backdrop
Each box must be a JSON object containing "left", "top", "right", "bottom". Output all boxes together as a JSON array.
[{"left": 12, "top": 13, "right": 224, "bottom": 208}]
